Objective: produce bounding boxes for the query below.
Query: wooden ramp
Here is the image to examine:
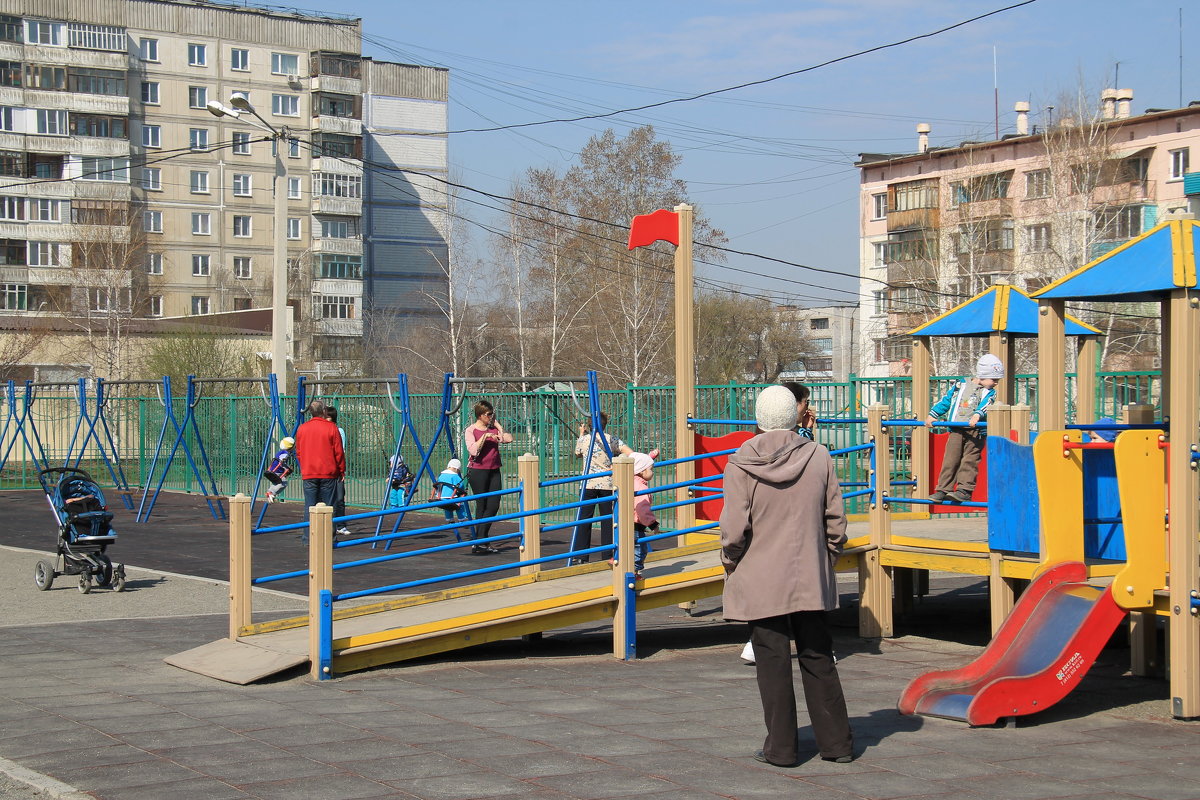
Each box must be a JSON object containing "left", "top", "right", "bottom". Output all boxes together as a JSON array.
[{"left": 168, "top": 544, "right": 729, "bottom": 684}]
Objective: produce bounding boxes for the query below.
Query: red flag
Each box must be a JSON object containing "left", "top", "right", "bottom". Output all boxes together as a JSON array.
[{"left": 627, "top": 209, "right": 679, "bottom": 250}]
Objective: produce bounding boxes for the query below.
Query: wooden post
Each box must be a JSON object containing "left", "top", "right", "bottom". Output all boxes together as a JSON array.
[
  {"left": 1037, "top": 299, "right": 1067, "bottom": 431},
  {"left": 612, "top": 454, "right": 636, "bottom": 658},
  {"left": 673, "top": 204, "right": 697, "bottom": 543},
  {"left": 308, "top": 502, "right": 333, "bottom": 680},
  {"left": 911, "top": 337, "right": 931, "bottom": 509},
  {"left": 228, "top": 493, "right": 252, "bottom": 639},
  {"left": 988, "top": 331, "right": 1015, "bottom": 405},
  {"left": 986, "top": 404, "right": 1014, "bottom": 635},
  {"left": 860, "top": 404, "right": 894, "bottom": 638},
  {"left": 518, "top": 454, "right": 541, "bottom": 575},
  {"left": 1075, "top": 336, "right": 1098, "bottom": 423},
  {"left": 1010, "top": 405, "right": 1032, "bottom": 445},
  {"left": 1166, "top": 289, "right": 1200, "bottom": 718}
]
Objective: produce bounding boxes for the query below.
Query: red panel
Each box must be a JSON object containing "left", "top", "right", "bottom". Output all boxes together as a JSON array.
[
  {"left": 627, "top": 209, "right": 680, "bottom": 249},
  {"left": 694, "top": 430, "right": 753, "bottom": 521},
  {"left": 927, "top": 431, "right": 989, "bottom": 511}
]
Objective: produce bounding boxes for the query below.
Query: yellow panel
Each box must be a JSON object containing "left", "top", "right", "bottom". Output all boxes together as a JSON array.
[
  {"left": 1033, "top": 429, "right": 1084, "bottom": 573},
  {"left": 993, "top": 284, "right": 1009, "bottom": 331},
  {"left": 890, "top": 536, "right": 989, "bottom": 554},
  {"left": 1113, "top": 430, "right": 1168, "bottom": 609},
  {"left": 879, "top": 549, "right": 990, "bottom": 575}
]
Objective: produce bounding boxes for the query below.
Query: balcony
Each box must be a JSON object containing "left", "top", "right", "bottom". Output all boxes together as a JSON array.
[
  {"left": 315, "top": 317, "right": 362, "bottom": 336},
  {"left": 311, "top": 156, "right": 363, "bottom": 176},
  {"left": 312, "top": 278, "right": 363, "bottom": 296},
  {"left": 26, "top": 91, "right": 128, "bottom": 115},
  {"left": 887, "top": 207, "right": 939, "bottom": 232},
  {"left": 946, "top": 196, "right": 1013, "bottom": 220},
  {"left": 311, "top": 236, "right": 362, "bottom": 256},
  {"left": 1092, "top": 180, "right": 1155, "bottom": 206},
  {"left": 28, "top": 266, "right": 76, "bottom": 285},
  {"left": 311, "top": 195, "right": 361, "bottom": 216},
  {"left": 0, "top": 265, "right": 27, "bottom": 282},
  {"left": 313, "top": 115, "right": 362, "bottom": 136}
]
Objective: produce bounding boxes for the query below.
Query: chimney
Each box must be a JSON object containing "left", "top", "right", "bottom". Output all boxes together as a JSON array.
[
  {"left": 1115, "top": 88, "right": 1133, "bottom": 119},
  {"left": 917, "top": 122, "right": 931, "bottom": 154},
  {"left": 1101, "top": 89, "right": 1118, "bottom": 119},
  {"left": 1014, "top": 101, "right": 1030, "bottom": 135}
]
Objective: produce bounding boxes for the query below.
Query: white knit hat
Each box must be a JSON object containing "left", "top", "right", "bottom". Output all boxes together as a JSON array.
[
  {"left": 976, "top": 353, "right": 1005, "bottom": 379},
  {"left": 632, "top": 451, "right": 655, "bottom": 474},
  {"left": 756, "top": 385, "right": 799, "bottom": 432},
  {"left": 447, "top": 458, "right": 462, "bottom": 471}
]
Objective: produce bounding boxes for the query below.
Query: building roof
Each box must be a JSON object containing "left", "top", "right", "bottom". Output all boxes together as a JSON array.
[
  {"left": 1031, "top": 219, "right": 1199, "bottom": 302},
  {"left": 909, "top": 284, "right": 1100, "bottom": 337}
]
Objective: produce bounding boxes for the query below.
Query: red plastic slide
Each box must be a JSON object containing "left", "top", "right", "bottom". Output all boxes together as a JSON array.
[{"left": 898, "top": 562, "right": 1126, "bottom": 726}]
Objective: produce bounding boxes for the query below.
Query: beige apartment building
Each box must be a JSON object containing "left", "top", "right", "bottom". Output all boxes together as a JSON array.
[
  {"left": 0, "top": 0, "right": 448, "bottom": 379},
  {"left": 856, "top": 89, "right": 1200, "bottom": 378}
]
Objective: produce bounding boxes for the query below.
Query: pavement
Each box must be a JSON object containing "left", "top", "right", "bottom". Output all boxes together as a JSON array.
[{"left": 1, "top": 491, "right": 1198, "bottom": 800}]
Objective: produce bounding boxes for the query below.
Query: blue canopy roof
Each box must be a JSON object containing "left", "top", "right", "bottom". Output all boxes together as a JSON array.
[
  {"left": 1032, "top": 220, "right": 1199, "bottom": 302},
  {"left": 909, "top": 284, "right": 1099, "bottom": 337}
]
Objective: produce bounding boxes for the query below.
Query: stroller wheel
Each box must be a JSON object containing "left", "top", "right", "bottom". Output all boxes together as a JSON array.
[
  {"left": 78, "top": 574, "right": 92, "bottom": 594},
  {"left": 93, "top": 554, "right": 113, "bottom": 588},
  {"left": 33, "top": 560, "right": 55, "bottom": 591}
]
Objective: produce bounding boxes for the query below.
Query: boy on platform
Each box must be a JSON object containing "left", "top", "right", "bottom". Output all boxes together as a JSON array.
[{"left": 925, "top": 353, "right": 1002, "bottom": 503}]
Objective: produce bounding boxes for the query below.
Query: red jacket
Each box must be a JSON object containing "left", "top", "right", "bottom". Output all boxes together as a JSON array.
[{"left": 294, "top": 417, "right": 345, "bottom": 479}]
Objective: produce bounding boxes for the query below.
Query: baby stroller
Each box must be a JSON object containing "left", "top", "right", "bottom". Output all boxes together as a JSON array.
[{"left": 35, "top": 467, "right": 126, "bottom": 593}]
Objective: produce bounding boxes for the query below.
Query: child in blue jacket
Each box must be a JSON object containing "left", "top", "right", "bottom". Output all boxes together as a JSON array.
[{"left": 925, "top": 354, "right": 1002, "bottom": 503}]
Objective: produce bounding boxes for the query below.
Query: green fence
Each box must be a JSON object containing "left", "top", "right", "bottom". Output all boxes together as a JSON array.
[{"left": 0, "top": 371, "right": 1161, "bottom": 527}]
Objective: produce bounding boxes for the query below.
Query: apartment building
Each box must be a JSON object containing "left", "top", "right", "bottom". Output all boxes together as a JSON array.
[
  {"left": 856, "top": 89, "right": 1200, "bottom": 378},
  {"left": 0, "top": 0, "right": 449, "bottom": 378},
  {"left": 775, "top": 303, "right": 858, "bottom": 382}
]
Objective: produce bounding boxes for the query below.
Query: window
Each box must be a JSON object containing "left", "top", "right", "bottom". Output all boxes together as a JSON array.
[
  {"left": 810, "top": 318, "right": 829, "bottom": 330},
  {"left": 25, "top": 65, "right": 65, "bottom": 90},
  {"left": 233, "top": 297, "right": 251, "bottom": 311},
  {"left": 29, "top": 199, "right": 61, "bottom": 222},
  {"left": 311, "top": 133, "right": 360, "bottom": 159},
  {"left": 67, "top": 23, "right": 125, "bottom": 52},
  {"left": 68, "top": 68, "right": 125, "bottom": 96},
  {"left": 141, "top": 81, "right": 159, "bottom": 105},
  {"left": 271, "top": 94, "right": 299, "bottom": 116},
  {"left": 0, "top": 107, "right": 11, "bottom": 132},
  {"left": 191, "top": 296, "right": 210, "bottom": 315},
  {"left": 314, "top": 173, "right": 362, "bottom": 198},
  {"left": 884, "top": 230, "right": 936, "bottom": 263},
  {"left": 951, "top": 171, "right": 1013, "bottom": 205},
  {"left": 872, "top": 241, "right": 888, "bottom": 267},
  {"left": 232, "top": 132, "right": 251, "bottom": 155},
  {"left": 72, "top": 114, "right": 126, "bottom": 139},
  {"left": 0, "top": 61, "right": 21, "bottom": 87},
  {"left": 191, "top": 254, "right": 210, "bottom": 276},
  {"left": 27, "top": 241, "right": 63, "bottom": 267},
  {"left": 812, "top": 337, "right": 833, "bottom": 354},
  {"left": 142, "top": 124, "right": 161, "bottom": 148},
  {"left": 35, "top": 109, "right": 68, "bottom": 136},
  {"left": 317, "top": 295, "right": 354, "bottom": 319},
  {"left": 871, "top": 193, "right": 887, "bottom": 220},
  {"left": 872, "top": 290, "right": 886, "bottom": 316},
  {"left": 139, "top": 37, "right": 158, "bottom": 62},
  {"left": 0, "top": 283, "right": 26, "bottom": 311},
  {"left": 29, "top": 154, "right": 62, "bottom": 179},
  {"left": 1123, "top": 157, "right": 1150, "bottom": 182},
  {"left": 314, "top": 53, "right": 360, "bottom": 79},
  {"left": 142, "top": 167, "right": 161, "bottom": 190},
  {"left": 147, "top": 295, "right": 162, "bottom": 317},
  {"left": 233, "top": 215, "right": 252, "bottom": 237},
  {"left": 189, "top": 128, "right": 209, "bottom": 151},
  {"left": 286, "top": 217, "right": 300, "bottom": 239},
  {"left": 271, "top": 52, "right": 299, "bottom": 75},
  {"left": 0, "top": 15, "right": 21, "bottom": 43},
  {"left": 79, "top": 157, "right": 128, "bottom": 182},
  {"left": 888, "top": 286, "right": 933, "bottom": 314},
  {"left": 0, "top": 196, "right": 22, "bottom": 221},
  {"left": 143, "top": 210, "right": 162, "bottom": 233},
  {"left": 233, "top": 256, "right": 252, "bottom": 279},
  {"left": 1025, "top": 223, "right": 1051, "bottom": 253},
  {"left": 70, "top": 200, "right": 122, "bottom": 226},
  {"left": 287, "top": 177, "right": 301, "bottom": 199},
  {"left": 89, "top": 287, "right": 114, "bottom": 313},
  {"left": 146, "top": 253, "right": 162, "bottom": 275},
  {"left": 189, "top": 171, "right": 209, "bottom": 194},
  {"left": 232, "top": 173, "right": 252, "bottom": 196},
  {"left": 188, "top": 86, "right": 208, "bottom": 109},
  {"left": 890, "top": 179, "right": 938, "bottom": 212},
  {"left": 188, "top": 43, "right": 207, "bottom": 67},
  {"left": 1170, "top": 148, "right": 1190, "bottom": 180},
  {"left": 0, "top": 239, "right": 25, "bottom": 264},
  {"left": 192, "top": 213, "right": 210, "bottom": 235},
  {"left": 1025, "top": 169, "right": 1051, "bottom": 199},
  {"left": 1094, "top": 205, "right": 1144, "bottom": 242},
  {"left": 26, "top": 20, "right": 62, "bottom": 46},
  {"left": 230, "top": 48, "right": 248, "bottom": 71},
  {"left": 319, "top": 218, "right": 358, "bottom": 239},
  {"left": 316, "top": 93, "right": 357, "bottom": 118},
  {"left": 874, "top": 336, "right": 912, "bottom": 362},
  {"left": 318, "top": 254, "right": 362, "bottom": 279},
  {"left": 287, "top": 138, "right": 300, "bottom": 158}
]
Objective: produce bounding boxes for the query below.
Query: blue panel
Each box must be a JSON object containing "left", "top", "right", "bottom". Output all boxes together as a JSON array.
[
  {"left": 1081, "top": 449, "right": 1126, "bottom": 560},
  {"left": 1038, "top": 226, "right": 1178, "bottom": 301},
  {"left": 1186, "top": 172, "right": 1200, "bottom": 197},
  {"left": 987, "top": 436, "right": 1040, "bottom": 554},
  {"left": 912, "top": 292, "right": 997, "bottom": 336},
  {"left": 1143, "top": 205, "right": 1158, "bottom": 231}
]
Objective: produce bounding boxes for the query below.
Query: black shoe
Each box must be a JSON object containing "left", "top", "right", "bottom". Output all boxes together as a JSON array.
[
  {"left": 753, "top": 750, "right": 795, "bottom": 767},
  {"left": 471, "top": 545, "right": 500, "bottom": 554},
  {"left": 822, "top": 754, "right": 854, "bottom": 763},
  {"left": 928, "top": 490, "right": 948, "bottom": 503},
  {"left": 948, "top": 489, "right": 972, "bottom": 503}
]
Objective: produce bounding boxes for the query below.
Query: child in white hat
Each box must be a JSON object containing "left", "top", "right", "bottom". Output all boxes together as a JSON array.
[
  {"left": 264, "top": 437, "right": 295, "bottom": 503},
  {"left": 925, "top": 353, "right": 1003, "bottom": 503},
  {"left": 432, "top": 458, "right": 474, "bottom": 543}
]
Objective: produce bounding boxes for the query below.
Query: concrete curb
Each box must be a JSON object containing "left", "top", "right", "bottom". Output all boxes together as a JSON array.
[{"left": 0, "top": 755, "right": 91, "bottom": 800}]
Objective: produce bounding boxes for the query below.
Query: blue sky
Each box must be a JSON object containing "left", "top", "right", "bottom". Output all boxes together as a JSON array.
[{"left": 317, "top": 0, "right": 1197, "bottom": 305}]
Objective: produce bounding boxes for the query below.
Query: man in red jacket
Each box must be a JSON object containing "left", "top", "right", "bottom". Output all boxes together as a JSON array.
[{"left": 294, "top": 400, "right": 346, "bottom": 522}]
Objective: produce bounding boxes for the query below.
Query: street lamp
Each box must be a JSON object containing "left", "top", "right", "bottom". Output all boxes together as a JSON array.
[{"left": 207, "top": 93, "right": 291, "bottom": 381}]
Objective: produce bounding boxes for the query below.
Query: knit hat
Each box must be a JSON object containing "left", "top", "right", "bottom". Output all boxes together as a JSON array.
[
  {"left": 755, "top": 385, "right": 799, "bottom": 432},
  {"left": 280, "top": 437, "right": 294, "bottom": 449},
  {"left": 976, "top": 353, "right": 1005, "bottom": 380},
  {"left": 447, "top": 458, "right": 462, "bottom": 471},
  {"left": 632, "top": 451, "right": 655, "bottom": 474}
]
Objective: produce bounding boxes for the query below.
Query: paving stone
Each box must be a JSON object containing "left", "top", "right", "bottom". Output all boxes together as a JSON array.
[
  {"left": 923, "top": 771, "right": 1096, "bottom": 799},
  {"left": 395, "top": 772, "right": 545, "bottom": 800},
  {"left": 199, "top": 756, "right": 341, "bottom": 784},
  {"left": 1079, "top": 773, "right": 1200, "bottom": 800},
  {"left": 238, "top": 773, "right": 392, "bottom": 800},
  {"left": 464, "top": 750, "right": 608, "bottom": 779},
  {"left": 336, "top": 751, "right": 475, "bottom": 781},
  {"left": 93, "top": 777, "right": 255, "bottom": 800},
  {"left": 22, "top": 744, "right": 156, "bottom": 772},
  {"left": 59, "top": 759, "right": 208, "bottom": 792}
]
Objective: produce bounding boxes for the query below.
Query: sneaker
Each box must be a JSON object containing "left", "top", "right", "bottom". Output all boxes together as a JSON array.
[
  {"left": 928, "top": 490, "right": 947, "bottom": 503},
  {"left": 948, "top": 489, "right": 972, "bottom": 503},
  {"left": 753, "top": 750, "right": 796, "bottom": 767},
  {"left": 472, "top": 545, "right": 500, "bottom": 554},
  {"left": 335, "top": 526, "right": 352, "bottom": 536},
  {"left": 821, "top": 754, "right": 854, "bottom": 764},
  {"left": 740, "top": 641, "right": 756, "bottom": 665}
]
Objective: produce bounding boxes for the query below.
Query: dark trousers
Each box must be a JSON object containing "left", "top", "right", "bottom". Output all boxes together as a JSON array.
[
  {"left": 569, "top": 488, "right": 614, "bottom": 563},
  {"left": 935, "top": 427, "right": 986, "bottom": 494},
  {"left": 332, "top": 479, "right": 346, "bottom": 519},
  {"left": 750, "top": 611, "right": 852, "bottom": 765},
  {"left": 467, "top": 468, "right": 502, "bottom": 542},
  {"left": 303, "top": 478, "right": 339, "bottom": 511}
]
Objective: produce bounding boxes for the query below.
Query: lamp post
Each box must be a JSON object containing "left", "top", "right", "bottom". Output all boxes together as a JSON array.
[{"left": 207, "top": 93, "right": 290, "bottom": 381}]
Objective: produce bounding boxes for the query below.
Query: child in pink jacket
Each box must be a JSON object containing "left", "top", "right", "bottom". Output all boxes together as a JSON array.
[{"left": 630, "top": 450, "right": 658, "bottom": 576}]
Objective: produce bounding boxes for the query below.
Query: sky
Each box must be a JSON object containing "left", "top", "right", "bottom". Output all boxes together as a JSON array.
[{"left": 305, "top": 0, "right": 1197, "bottom": 308}]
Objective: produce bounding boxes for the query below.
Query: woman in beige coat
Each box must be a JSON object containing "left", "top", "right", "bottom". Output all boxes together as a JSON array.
[{"left": 720, "top": 384, "right": 853, "bottom": 767}]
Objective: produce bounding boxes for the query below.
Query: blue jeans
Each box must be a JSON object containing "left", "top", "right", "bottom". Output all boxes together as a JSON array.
[{"left": 303, "top": 478, "right": 339, "bottom": 510}]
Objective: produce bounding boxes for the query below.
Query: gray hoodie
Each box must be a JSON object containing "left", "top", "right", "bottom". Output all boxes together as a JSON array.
[{"left": 719, "top": 428, "right": 847, "bottom": 621}]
